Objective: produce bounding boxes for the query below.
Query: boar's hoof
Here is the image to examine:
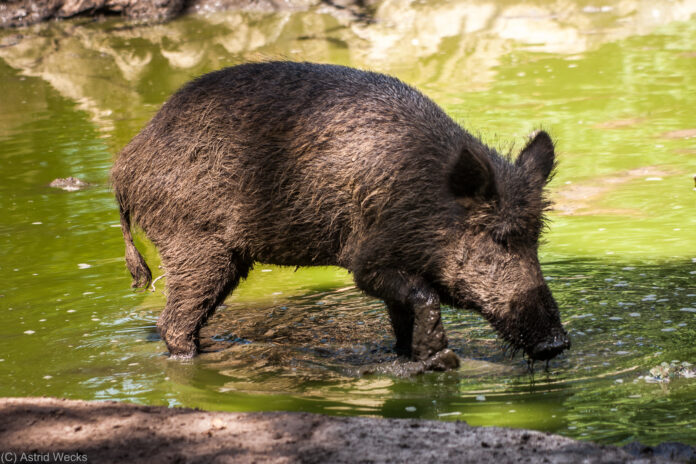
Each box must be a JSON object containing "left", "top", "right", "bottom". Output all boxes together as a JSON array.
[
  {"left": 168, "top": 347, "right": 197, "bottom": 360},
  {"left": 160, "top": 332, "right": 197, "bottom": 359},
  {"left": 424, "top": 348, "right": 460, "bottom": 371}
]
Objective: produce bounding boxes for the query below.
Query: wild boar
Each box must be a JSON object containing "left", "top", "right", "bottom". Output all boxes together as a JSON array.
[{"left": 111, "top": 61, "right": 570, "bottom": 370}]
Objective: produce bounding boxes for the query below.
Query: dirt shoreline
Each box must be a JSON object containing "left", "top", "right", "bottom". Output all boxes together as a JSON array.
[{"left": 1, "top": 397, "right": 692, "bottom": 463}]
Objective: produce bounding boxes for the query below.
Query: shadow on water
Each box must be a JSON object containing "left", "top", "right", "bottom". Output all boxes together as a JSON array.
[
  {"left": 193, "top": 259, "right": 694, "bottom": 383},
  {"left": 139, "top": 260, "right": 696, "bottom": 443},
  {"left": 135, "top": 258, "right": 694, "bottom": 444}
]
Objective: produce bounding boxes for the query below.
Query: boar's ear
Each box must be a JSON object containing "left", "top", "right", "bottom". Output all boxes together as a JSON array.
[
  {"left": 516, "top": 131, "right": 556, "bottom": 185},
  {"left": 448, "top": 144, "right": 497, "bottom": 199}
]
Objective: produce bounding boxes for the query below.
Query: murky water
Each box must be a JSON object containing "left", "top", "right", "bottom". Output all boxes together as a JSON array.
[{"left": 1, "top": 0, "right": 695, "bottom": 446}]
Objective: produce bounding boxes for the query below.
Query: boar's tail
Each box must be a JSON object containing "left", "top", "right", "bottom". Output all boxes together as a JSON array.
[{"left": 116, "top": 194, "right": 152, "bottom": 289}]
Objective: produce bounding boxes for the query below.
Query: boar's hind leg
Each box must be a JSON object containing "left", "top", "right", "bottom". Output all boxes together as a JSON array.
[
  {"left": 157, "top": 246, "right": 250, "bottom": 358},
  {"left": 354, "top": 270, "right": 460, "bottom": 371}
]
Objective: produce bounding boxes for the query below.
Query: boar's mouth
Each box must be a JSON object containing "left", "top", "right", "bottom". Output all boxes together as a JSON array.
[
  {"left": 434, "top": 284, "right": 571, "bottom": 361},
  {"left": 527, "top": 328, "right": 571, "bottom": 361},
  {"left": 492, "top": 318, "right": 571, "bottom": 362},
  {"left": 505, "top": 288, "right": 571, "bottom": 361},
  {"left": 478, "top": 303, "right": 570, "bottom": 362}
]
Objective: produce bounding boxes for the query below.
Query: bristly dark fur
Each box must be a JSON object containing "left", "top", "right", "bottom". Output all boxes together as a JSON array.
[{"left": 111, "top": 61, "right": 569, "bottom": 364}]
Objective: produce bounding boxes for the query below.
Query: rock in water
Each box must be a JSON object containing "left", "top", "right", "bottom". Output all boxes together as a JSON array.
[{"left": 49, "top": 177, "right": 89, "bottom": 191}]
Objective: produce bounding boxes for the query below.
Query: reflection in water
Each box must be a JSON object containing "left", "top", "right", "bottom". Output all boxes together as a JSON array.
[
  {"left": 2, "top": 0, "right": 696, "bottom": 135},
  {"left": 0, "top": 0, "right": 695, "bottom": 448}
]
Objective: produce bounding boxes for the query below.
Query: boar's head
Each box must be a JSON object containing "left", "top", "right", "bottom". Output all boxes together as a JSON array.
[{"left": 440, "top": 131, "right": 570, "bottom": 361}]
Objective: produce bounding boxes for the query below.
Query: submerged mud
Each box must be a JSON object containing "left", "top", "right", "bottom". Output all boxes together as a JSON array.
[
  {"left": 195, "top": 286, "right": 526, "bottom": 385},
  {"left": 1, "top": 397, "right": 688, "bottom": 463}
]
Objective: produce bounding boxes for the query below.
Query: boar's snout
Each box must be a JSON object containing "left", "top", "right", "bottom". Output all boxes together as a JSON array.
[{"left": 529, "top": 328, "right": 571, "bottom": 361}]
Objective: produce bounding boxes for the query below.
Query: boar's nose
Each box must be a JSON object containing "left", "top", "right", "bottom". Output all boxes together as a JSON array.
[{"left": 530, "top": 330, "right": 571, "bottom": 361}]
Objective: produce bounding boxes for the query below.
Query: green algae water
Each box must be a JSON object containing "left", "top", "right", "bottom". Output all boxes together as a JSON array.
[{"left": 1, "top": 0, "right": 695, "bottom": 447}]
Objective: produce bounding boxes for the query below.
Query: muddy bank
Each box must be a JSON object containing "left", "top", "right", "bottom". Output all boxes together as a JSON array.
[
  {"left": 0, "top": 0, "right": 373, "bottom": 28},
  {"left": 0, "top": 0, "right": 185, "bottom": 28},
  {"left": 0, "top": 397, "right": 692, "bottom": 463}
]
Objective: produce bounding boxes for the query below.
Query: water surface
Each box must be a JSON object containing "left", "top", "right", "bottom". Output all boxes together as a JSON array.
[{"left": 1, "top": 0, "right": 695, "bottom": 446}]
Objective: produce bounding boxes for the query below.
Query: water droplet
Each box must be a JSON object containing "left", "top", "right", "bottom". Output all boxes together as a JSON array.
[
  {"left": 24, "top": 330, "right": 35, "bottom": 335},
  {"left": 476, "top": 395, "right": 486, "bottom": 401},
  {"left": 78, "top": 263, "right": 91, "bottom": 269},
  {"left": 405, "top": 406, "right": 417, "bottom": 412},
  {"left": 628, "top": 313, "right": 641, "bottom": 317}
]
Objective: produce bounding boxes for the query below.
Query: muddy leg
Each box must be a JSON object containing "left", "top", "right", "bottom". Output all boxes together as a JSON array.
[
  {"left": 157, "top": 245, "right": 250, "bottom": 358},
  {"left": 387, "top": 302, "right": 414, "bottom": 357},
  {"left": 354, "top": 269, "right": 459, "bottom": 371}
]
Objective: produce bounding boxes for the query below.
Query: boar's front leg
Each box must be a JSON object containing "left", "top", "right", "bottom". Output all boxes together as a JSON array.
[
  {"left": 386, "top": 301, "right": 414, "bottom": 357},
  {"left": 354, "top": 270, "right": 460, "bottom": 371}
]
